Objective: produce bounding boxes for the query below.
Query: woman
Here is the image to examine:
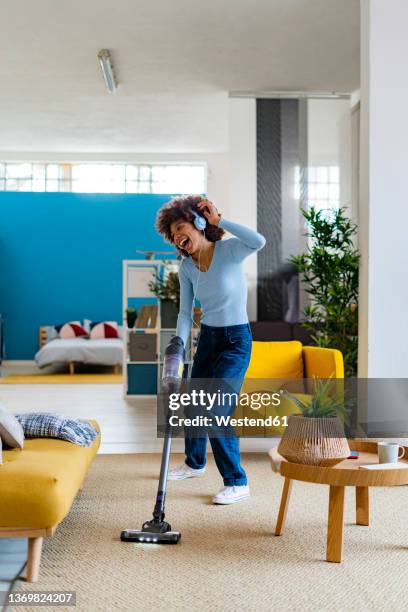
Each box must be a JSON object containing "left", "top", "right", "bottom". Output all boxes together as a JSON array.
[{"left": 156, "top": 195, "right": 265, "bottom": 504}]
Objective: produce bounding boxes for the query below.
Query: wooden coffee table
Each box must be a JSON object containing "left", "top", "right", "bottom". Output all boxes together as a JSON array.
[{"left": 269, "top": 440, "right": 408, "bottom": 563}]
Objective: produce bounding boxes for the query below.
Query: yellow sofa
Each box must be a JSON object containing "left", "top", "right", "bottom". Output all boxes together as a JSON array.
[
  {"left": 0, "top": 421, "right": 100, "bottom": 582},
  {"left": 236, "top": 341, "right": 344, "bottom": 436}
]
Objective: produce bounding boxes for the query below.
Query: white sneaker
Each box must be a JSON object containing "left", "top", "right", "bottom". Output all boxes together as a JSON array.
[
  {"left": 168, "top": 463, "right": 206, "bottom": 480},
  {"left": 212, "top": 485, "right": 250, "bottom": 505}
]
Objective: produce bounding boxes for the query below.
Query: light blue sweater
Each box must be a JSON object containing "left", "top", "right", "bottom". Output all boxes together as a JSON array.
[{"left": 176, "top": 219, "right": 266, "bottom": 345}]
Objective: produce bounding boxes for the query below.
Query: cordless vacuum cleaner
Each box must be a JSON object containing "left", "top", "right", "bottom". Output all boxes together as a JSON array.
[{"left": 120, "top": 336, "right": 185, "bottom": 545}]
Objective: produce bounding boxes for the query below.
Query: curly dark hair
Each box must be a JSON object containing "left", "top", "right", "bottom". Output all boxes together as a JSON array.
[{"left": 156, "top": 195, "right": 225, "bottom": 256}]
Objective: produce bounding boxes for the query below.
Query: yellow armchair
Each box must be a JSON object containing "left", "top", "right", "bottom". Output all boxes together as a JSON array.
[
  {"left": 236, "top": 341, "right": 344, "bottom": 437},
  {"left": 245, "top": 341, "right": 344, "bottom": 380},
  {"left": 302, "top": 345, "right": 344, "bottom": 379}
]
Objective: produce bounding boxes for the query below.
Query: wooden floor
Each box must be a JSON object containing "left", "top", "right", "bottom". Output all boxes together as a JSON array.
[{"left": 0, "top": 365, "right": 273, "bottom": 454}]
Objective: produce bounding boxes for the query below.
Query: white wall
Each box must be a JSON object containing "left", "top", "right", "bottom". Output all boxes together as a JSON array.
[
  {"left": 307, "top": 98, "right": 352, "bottom": 211},
  {"left": 350, "top": 102, "right": 360, "bottom": 225},
  {"left": 227, "top": 98, "right": 258, "bottom": 320},
  {"left": 359, "top": 0, "right": 408, "bottom": 376}
]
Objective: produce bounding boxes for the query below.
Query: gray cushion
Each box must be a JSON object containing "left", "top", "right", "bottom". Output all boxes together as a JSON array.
[
  {"left": 0, "top": 403, "right": 24, "bottom": 449},
  {"left": 15, "top": 412, "right": 98, "bottom": 447}
]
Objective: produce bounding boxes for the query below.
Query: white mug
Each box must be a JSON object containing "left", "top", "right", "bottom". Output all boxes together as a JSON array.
[{"left": 378, "top": 442, "right": 405, "bottom": 464}]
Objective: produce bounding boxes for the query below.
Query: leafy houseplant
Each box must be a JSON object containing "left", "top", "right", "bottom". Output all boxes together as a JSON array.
[
  {"left": 290, "top": 207, "right": 360, "bottom": 377},
  {"left": 278, "top": 379, "right": 350, "bottom": 466},
  {"left": 149, "top": 262, "right": 180, "bottom": 328}
]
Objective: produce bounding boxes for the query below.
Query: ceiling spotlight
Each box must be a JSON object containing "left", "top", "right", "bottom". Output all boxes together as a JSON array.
[{"left": 97, "top": 49, "right": 117, "bottom": 94}]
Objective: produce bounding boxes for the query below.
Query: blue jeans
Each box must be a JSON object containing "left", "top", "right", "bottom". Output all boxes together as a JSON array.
[{"left": 185, "top": 323, "right": 252, "bottom": 486}]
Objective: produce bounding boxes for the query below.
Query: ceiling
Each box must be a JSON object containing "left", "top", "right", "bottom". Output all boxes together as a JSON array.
[{"left": 0, "top": 0, "right": 360, "bottom": 154}]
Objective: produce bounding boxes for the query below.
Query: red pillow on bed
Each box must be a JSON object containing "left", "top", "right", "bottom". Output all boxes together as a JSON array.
[
  {"left": 55, "top": 321, "right": 88, "bottom": 339},
  {"left": 90, "top": 321, "right": 119, "bottom": 339}
]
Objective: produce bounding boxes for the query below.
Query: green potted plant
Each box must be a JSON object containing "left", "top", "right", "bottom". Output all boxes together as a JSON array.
[
  {"left": 149, "top": 262, "right": 180, "bottom": 328},
  {"left": 125, "top": 307, "right": 137, "bottom": 329},
  {"left": 290, "top": 206, "right": 360, "bottom": 377},
  {"left": 278, "top": 378, "right": 350, "bottom": 466}
]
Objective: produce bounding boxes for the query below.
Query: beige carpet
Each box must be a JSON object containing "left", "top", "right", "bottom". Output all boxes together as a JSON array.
[{"left": 15, "top": 453, "right": 408, "bottom": 612}]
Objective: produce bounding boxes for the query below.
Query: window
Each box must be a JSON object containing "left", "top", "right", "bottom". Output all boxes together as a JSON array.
[
  {"left": 307, "top": 166, "right": 340, "bottom": 211},
  {"left": 307, "top": 166, "right": 340, "bottom": 210},
  {"left": 294, "top": 165, "right": 340, "bottom": 212},
  {"left": 0, "top": 162, "right": 206, "bottom": 194}
]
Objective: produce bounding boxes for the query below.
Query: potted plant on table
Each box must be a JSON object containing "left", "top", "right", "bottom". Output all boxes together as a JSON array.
[
  {"left": 149, "top": 262, "right": 180, "bottom": 328},
  {"left": 278, "top": 378, "right": 350, "bottom": 466}
]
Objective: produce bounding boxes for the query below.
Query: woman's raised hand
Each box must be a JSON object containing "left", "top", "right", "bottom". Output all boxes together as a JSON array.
[{"left": 197, "top": 199, "right": 221, "bottom": 226}]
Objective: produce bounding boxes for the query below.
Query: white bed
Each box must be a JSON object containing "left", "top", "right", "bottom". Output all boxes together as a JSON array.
[{"left": 35, "top": 337, "right": 123, "bottom": 369}]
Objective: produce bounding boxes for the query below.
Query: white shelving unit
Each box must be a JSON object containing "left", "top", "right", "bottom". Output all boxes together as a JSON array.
[{"left": 123, "top": 259, "right": 198, "bottom": 397}]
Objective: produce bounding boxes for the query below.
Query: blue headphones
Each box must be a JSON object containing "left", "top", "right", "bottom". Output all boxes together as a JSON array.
[{"left": 191, "top": 209, "right": 207, "bottom": 231}]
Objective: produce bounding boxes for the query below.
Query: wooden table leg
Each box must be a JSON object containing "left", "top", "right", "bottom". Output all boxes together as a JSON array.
[
  {"left": 27, "top": 537, "right": 43, "bottom": 582},
  {"left": 356, "top": 486, "right": 369, "bottom": 526},
  {"left": 326, "top": 486, "right": 345, "bottom": 563},
  {"left": 275, "top": 478, "right": 292, "bottom": 536}
]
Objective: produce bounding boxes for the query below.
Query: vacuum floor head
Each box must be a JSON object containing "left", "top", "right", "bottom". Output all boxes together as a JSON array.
[{"left": 120, "top": 529, "right": 181, "bottom": 544}]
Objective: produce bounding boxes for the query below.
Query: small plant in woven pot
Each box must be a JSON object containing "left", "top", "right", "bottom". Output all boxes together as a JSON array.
[{"left": 278, "top": 378, "right": 350, "bottom": 466}]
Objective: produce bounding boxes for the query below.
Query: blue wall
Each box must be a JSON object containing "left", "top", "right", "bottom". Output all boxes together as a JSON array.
[{"left": 0, "top": 192, "right": 177, "bottom": 359}]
